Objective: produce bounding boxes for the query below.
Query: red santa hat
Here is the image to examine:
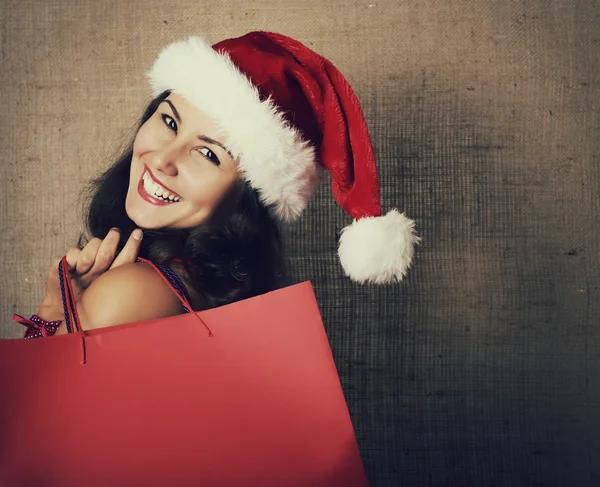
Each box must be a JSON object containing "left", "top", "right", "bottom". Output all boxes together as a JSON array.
[{"left": 148, "top": 31, "right": 420, "bottom": 284}]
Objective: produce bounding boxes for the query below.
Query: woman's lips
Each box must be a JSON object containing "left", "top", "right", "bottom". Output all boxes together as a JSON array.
[{"left": 137, "top": 174, "right": 176, "bottom": 206}]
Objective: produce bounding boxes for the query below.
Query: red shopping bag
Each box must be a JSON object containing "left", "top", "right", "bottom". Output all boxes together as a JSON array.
[{"left": 0, "top": 258, "right": 368, "bottom": 487}]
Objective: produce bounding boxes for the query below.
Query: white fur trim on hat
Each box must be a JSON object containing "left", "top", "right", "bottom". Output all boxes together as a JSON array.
[
  {"left": 148, "top": 37, "right": 323, "bottom": 221},
  {"left": 338, "top": 209, "right": 420, "bottom": 284}
]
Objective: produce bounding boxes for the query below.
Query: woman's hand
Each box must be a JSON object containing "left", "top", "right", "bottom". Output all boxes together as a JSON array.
[
  {"left": 64, "top": 228, "right": 144, "bottom": 299},
  {"left": 38, "top": 228, "right": 143, "bottom": 320}
]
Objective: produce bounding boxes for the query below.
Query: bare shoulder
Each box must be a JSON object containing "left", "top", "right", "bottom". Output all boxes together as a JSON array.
[{"left": 76, "top": 262, "right": 185, "bottom": 331}]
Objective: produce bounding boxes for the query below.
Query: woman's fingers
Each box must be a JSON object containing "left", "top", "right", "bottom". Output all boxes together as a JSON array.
[
  {"left": 109, "top": 229, "right": 143, "bottom": 270},
  {"left": 88, "top": 229, "right": 121, "bottom": 275},
  {"left": 65, "top": 247, "right": 82, "bottom": 272},
  {"left": 75, "top": 238, "right": 103, "bottom": 276}
]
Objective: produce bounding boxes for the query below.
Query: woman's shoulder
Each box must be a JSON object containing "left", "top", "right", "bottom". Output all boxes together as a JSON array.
[{"left": 76, "top": 262, "right": 186, "bottom": 331}]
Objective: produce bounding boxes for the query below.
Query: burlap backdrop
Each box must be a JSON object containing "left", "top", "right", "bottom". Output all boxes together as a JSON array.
[{"left": 1, "top": 1, "right": 599, "bottom": 486}]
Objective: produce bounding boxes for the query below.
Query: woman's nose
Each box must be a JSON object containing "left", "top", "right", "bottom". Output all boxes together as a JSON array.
[{"left": 147, "top": 144, "right": 180, "bottom": 177}]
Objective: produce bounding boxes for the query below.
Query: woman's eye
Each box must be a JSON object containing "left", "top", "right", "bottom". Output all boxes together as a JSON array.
[
  {"left": 197, "top": 147, "right": 221, "bottom": 166},
  {"left": 161, "top": 114, "right": 177, "bottom": 132}
]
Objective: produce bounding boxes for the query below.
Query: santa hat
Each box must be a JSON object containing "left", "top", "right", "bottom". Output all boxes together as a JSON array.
[{"left": 148, "top": 31, "right": 420, "bottom": 284}]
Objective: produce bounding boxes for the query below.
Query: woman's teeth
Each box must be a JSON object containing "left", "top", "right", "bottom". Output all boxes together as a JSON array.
[{"left": 142, "top": 172, "right": 180, "bottom": 203}]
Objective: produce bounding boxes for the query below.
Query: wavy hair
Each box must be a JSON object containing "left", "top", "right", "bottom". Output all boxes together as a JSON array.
[{"left": 78, "top": 91, "right": 285, "bottom": 309}]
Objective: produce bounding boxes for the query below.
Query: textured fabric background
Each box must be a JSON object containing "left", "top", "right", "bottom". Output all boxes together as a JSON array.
[{"left": 1, "top": 1, "right": 599, "bottom": 486}]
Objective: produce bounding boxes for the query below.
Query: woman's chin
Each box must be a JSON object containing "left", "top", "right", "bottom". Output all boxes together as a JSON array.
[
  {"left": 128, "top": 214, "right": 159, "bottom": 230},
  {"left": 126, "top": 201, "right": 157, "bottom": 230}
]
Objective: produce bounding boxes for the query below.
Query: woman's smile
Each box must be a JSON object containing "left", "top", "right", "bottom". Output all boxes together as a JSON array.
[{"left": 137, "top": 165, "right": 182, "bottom": 206}]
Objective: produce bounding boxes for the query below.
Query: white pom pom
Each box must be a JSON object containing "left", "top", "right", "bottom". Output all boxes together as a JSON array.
[{"left": 338, "top": 209, "right": 420, "bottom": 284}]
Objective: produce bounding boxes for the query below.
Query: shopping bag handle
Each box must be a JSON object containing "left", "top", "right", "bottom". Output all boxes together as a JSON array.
[
  {"left": 57, "top": 256, "right": 87, "bottom": 364},
  {"left": 136, "top": 257, "right": 195, "bottom": 313},
  {"left": 57, "top": 256, "right": 213, "bottom": 341},
  {"left": 133, "top": 258, "right": 213, "bottom": 337},
  {"left": 58, "top": 256, "right": 82, "bottom": 335}
]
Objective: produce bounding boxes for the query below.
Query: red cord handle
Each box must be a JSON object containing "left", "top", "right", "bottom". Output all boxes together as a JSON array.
[{"left": 136, "top": 257, "right": 213, "bottom": 337}]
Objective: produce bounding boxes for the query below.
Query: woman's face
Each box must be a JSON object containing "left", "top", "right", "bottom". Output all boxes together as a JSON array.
[{"left": 126, "top": 93, "right": 238, "bottom": 230}]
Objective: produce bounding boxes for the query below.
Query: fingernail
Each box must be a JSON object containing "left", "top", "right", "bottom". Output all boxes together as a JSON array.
[
  {"left": 110, "top": 227, "right": 120, "bottom": 232},
  {"left": 132, "top": 229, "right": 143, "bottom": 241}
]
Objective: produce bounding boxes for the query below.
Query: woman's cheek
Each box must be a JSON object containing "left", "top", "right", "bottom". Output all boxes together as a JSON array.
[
  {"left": 132, "top": 132, "right": 150, "bottom": 154},
  {"left": 133, "top": 119, "right": 160, "bottom": 153}
]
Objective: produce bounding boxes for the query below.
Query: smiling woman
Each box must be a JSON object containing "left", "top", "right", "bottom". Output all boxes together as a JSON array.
[
  {"left": 21, "top": 31, "right": 419, "bottom": 337},
  {"left": 64, "top": 91, "right": 284, "bottom": 332},
  {"left": 45, "top": 88, "right": 284, "bottom": 334},
  {"left": 126, "top": 94, "right": 239, "bottom": 230}
]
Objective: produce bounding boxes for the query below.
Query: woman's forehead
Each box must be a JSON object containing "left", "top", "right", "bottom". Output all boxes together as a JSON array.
[
  {"left": 163, "top": 93, "right": 211, "bottom": 123},
  {"left": 164, "top": 94, "right": 226, "bottom": 136}
]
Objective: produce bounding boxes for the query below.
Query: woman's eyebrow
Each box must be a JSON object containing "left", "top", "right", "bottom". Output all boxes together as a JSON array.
[
  {"left": 198, "top": 135, "right": 234, "bottom": 159},
  {"left": 164, "top": 99, "right": 181, "bottom": 122}
]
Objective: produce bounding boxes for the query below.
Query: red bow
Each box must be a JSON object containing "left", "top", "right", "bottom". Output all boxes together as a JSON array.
[{"left": 13, "top": 314, "right": 62, "bottom": 339}]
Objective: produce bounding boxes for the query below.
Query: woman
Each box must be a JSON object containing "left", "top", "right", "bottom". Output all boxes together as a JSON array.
[{"left": 16, "top": 31, "right": 420, "bottom": 338}]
